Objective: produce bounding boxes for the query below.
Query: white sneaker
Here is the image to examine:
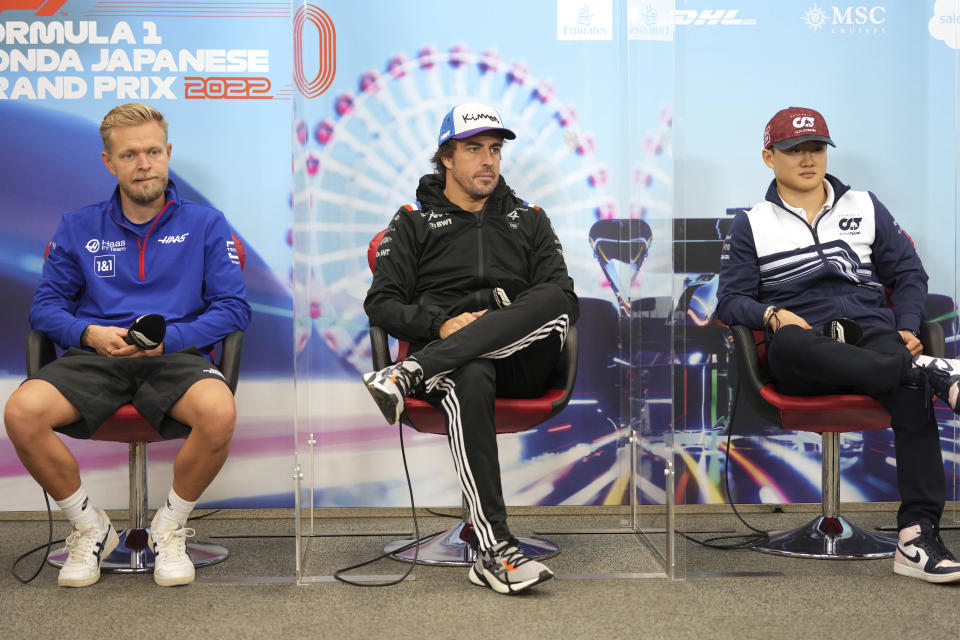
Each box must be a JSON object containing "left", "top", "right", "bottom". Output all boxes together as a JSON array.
[
  {"left": 149, "top": 520, "right": 196, "bottom": 586},
  {"left": 58, "top": 508, "right": 118, "bottom": 588},
  {"left": 468, "top": 538, "right": 554, "bottom": 595},
  {"left": 362, "top": 359, "right": 423, "bottom": 424}
]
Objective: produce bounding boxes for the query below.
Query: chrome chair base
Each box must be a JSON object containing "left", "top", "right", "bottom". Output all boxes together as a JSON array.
[
  {"left": 47, "top": 528, "right": 229, "bottom": 573},
  {"left": 385, "top": 522, "right": 560, "bottom": 567},
  {"left": 754, "top": 515, "right": 896, "bottom": 560}
]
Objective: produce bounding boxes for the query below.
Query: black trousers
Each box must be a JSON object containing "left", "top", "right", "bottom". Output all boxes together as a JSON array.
[
  {"left": 766, "top": 325, "right": 944, "bottom": 528},
  {"left": 411, "top": 283, "right": 572, "bottom": 550}
]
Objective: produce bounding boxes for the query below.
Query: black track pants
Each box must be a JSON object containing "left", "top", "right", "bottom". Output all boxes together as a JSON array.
[
  {"left": 766, "top": 325, "right": 944, "bottom": 528},
  {"left": 411, "top": 283, "right": 572, "bottom": 550}
]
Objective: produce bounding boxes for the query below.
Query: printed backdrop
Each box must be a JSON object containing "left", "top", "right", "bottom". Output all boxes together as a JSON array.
[{"left": 1, "top": 0, "right": 958, "bottom": 511}]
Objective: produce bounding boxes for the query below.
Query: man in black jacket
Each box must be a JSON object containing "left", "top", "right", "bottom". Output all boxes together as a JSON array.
[{"left": 363, "top": 102, "right": 578, "bottom": 594}]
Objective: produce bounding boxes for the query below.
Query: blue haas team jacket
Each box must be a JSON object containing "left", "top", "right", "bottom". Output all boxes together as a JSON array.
[
  {"left": 716, "top": 173, "right": 927, "bottom": 335},
  {"left": 31, "top": 180, "right": 251, "bottom": 353}
]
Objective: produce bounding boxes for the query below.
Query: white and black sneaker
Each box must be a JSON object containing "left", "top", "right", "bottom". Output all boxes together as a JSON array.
[
  {"left": 912, "top": 355, "right": 960, "bottom": 414},
  {"left": 149, "top": 520, "right": 196, "bottom": 587},
  {"left": 469, "top": 539, "right": 554, "bottom": 595},
  {"left": 362, "top": 360, "right": 423, "bottom": 424},
  {"left": 894, "top": 521, "right": 960, "bottom": 584},
  {"left": 58, "top": 508, "right": 119, "bottom": 587}
]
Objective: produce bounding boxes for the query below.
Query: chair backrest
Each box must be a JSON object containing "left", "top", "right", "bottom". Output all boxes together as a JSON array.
[{"left": 366, "top": 229, "right": 578, "bottom": 433}]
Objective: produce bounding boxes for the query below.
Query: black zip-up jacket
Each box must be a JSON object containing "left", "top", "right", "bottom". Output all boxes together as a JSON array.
[{"left": 364, "top": 174, "right": 579, "bottom": 343}]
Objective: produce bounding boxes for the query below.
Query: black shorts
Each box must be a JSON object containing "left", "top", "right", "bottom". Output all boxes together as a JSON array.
[{"left": 28, "top": 347, "right": 229, "bottom": 440}]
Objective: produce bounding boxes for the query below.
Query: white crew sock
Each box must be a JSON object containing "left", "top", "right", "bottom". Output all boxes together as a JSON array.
[
  {"left": 55, "top": 486, "right": 101, "bottom": 529},
  {"left": 152, "top": 488, "right": 198, "bottom": 530}
]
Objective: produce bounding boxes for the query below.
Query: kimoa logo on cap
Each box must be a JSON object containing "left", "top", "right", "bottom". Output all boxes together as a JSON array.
[{"left": 461, "top": 112, "right": 501, "bottom": 125}]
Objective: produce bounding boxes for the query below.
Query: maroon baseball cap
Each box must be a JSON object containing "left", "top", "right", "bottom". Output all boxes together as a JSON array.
[{"left": 763, "top": 107, "right": 836, "bottom": 150}]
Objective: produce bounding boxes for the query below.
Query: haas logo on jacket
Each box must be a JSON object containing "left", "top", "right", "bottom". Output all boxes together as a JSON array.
[
  {"left": 157, "top": 233, "right": 189, "bottom": 244},
  {"left": 838, "top": 217, "right": 862, "bottom": 233},
  {"left": 85, "top": 238, "right": 126, "bottom": 253}
]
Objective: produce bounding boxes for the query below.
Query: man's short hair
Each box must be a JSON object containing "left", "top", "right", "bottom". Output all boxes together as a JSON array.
[
  {"left": 99, "top": 103, "right": 168, "bottom": 151},
  {"left": 431, "top": 139, "right": 456, "bottom": 181}
]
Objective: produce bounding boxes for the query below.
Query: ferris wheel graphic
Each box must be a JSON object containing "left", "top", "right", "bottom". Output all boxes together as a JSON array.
[{"left": 291, "top": 44, "right": 668, "bottom": 374}]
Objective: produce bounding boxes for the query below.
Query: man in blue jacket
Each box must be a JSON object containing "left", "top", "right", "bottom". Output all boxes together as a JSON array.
[
  {"left": 717, "top": 106, "right": 960, "bottom": 583},
  {"left": 3, "top": 103, "right": 251, "bottom": 588}
]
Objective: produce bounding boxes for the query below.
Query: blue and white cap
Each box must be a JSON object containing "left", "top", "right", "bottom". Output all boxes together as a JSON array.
[{"left": 437, "top": 102, "right": 516, "bottom": 147}]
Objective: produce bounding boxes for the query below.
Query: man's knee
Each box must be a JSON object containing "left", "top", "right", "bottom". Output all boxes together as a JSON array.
[
  {"left": 4, "top": 381, "right": 76, "bottom": 443},
  {"left": 522, "top": 282, "right": 568, "bottom": 310},
  {"left": 193, "top": 400, "right": 236, "bottom": 446}
]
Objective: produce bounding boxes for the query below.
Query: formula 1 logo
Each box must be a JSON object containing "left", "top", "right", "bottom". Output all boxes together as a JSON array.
[
  {"left": 793, "top": 116, "right": 815, "bottom": 129},
  {"left": 838, "top": 217, "right": 862, "bottom": 231},
  {"left": 0, "top": 1, "right": 68, "bottom": 16}
]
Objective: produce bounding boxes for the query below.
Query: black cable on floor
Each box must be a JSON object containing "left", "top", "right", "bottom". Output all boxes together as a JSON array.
[
  {"left": 680, "top": 375, "right": 771, "bottom": 551},
  {"left": 333, "top": 420, "right": 433, "bottom": 587},
  {"left": 11, "top": 489, "right": 221, "bottom": 585},
  {"left": 424, "top": 508, "right": 461, "bottom": 519},
  {"left": 11, "top": 491, "right": 60, "bottom": 584}
]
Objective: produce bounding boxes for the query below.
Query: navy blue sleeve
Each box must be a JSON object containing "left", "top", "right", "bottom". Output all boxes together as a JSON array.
[
  {"left": 716, "top": 211, "right": 767, "bottom": 329},
  {"left": 869, "top": 193, "right": 927, "bottom": 333}
]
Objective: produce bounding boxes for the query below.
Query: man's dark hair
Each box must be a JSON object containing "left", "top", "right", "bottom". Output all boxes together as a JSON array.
[{"left": 431, "top": 140, "right": 456, "bottom": 180}]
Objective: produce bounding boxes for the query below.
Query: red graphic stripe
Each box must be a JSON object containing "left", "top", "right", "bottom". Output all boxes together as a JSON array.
[{"left": 293, "top": 4, "right": 336, "bottom": 98}]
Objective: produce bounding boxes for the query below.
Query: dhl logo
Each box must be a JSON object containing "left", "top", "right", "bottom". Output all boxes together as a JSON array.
[{"left": 0, "top": 1, "right": 68, "bottom": 16}]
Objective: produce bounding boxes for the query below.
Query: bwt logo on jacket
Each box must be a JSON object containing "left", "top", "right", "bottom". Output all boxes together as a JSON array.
[
  {"left": 157, "top": 233, "right": 189, "bottom": 244},
  {"left": 838, "top": 217, "right": 862, "bottom": 232}
]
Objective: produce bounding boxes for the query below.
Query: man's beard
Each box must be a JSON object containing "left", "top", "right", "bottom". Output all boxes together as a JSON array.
[
  {"left": 460, "top": 173, "right": 497, "bottom": 201},
  {"left": 122, "top": 176, "right": 168, "bottom": 205}
]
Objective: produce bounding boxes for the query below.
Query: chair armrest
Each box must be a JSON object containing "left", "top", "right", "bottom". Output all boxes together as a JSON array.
[
  {"left": 729, "top": 325, "right": 781, "bottom": 425},
  {"left": 545, "top": 325, "right": 579, "bottom": 418},
  {"left": 369, "top": 325, "right": 392, "bottom": 370},
  {"left": 920, "top": 321, "right": 945, "bottom": 358},
  {"left": 218, "top": 330, "right": 244, "bottom": 394},
  {"left": 26, "top": 329, "right": 56, "bottom": 377},
  {"left": 25, "top": 328, "right": 243, "bottom": 394}
]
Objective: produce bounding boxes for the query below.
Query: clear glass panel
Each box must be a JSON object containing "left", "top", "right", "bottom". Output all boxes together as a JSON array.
[
  {"left": 291, "top": 0, "right": 682, "bottom": 581},
  {"left": 624, "top": 0, "right": 681, "bottom": 578}
]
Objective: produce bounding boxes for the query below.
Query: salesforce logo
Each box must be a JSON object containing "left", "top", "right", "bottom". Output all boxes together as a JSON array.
[{"left": 85, "top": 239, "right": 100, "bottom": 253}]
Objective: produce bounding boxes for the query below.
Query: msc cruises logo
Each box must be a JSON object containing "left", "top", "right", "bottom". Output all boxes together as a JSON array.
[{"left": 803, "top": 4, "right": 887, "bottom": 34}]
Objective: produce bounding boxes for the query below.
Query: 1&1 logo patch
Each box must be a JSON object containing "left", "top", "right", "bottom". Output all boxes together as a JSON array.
[{"left": 94, "top": 255, "right": 116, "bottom": 277}]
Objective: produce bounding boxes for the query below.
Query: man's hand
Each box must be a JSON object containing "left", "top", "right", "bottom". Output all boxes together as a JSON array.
[
  {"left": 83, "top": 324, "right": 164, "bottom": 358},
  {"left": 898, "top": 330, "right": 923, "bottom": 356},
  {"left": 439, "top": 310, "right": 487, "bottom": 339},
  {"left": 768, "top": 308, "right": 811, "bottom": 332},
  {"left": 117, "top": 342, "right": 165, "bottom": 358}
]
